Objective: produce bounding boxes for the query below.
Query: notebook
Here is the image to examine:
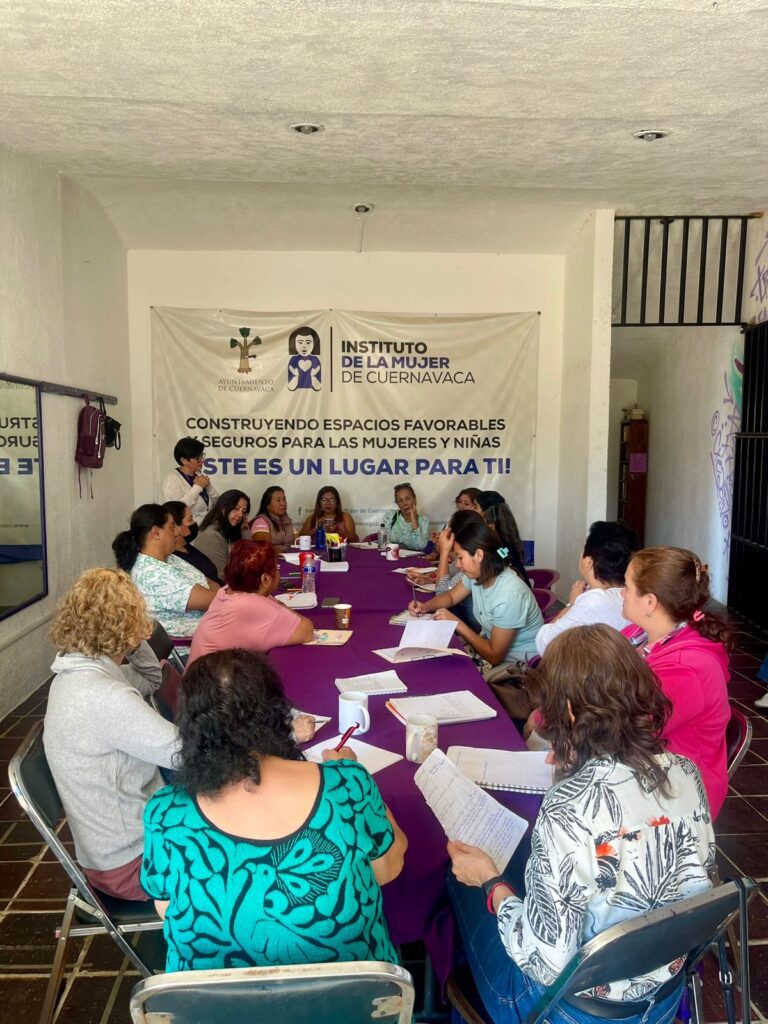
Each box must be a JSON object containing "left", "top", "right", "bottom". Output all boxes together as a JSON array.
[
  {"left": 303, "top": 736, "right": 403, "bottom": 775},
  {"left": 335, "top": 670, "right": 407, "bottom": 695},
  {"left": 389, "top": 609, "right": 435, "bottom": 625},
  {"left": 304, "top": 629, "right": 353, "bottom": 646},
  {"left": 447, "top": 747, "right": 553, "bottom": 794},
  {"left": 386, "top": 691, "right": 497, "bottom": 725},
  {"left": 415, "top": 750, "right": 527, "bottom": 872},
  {"left": 274, "top": 591, "right": 318, "bottom": 609},
  {"left": 373, "top": 618, "right": 467, "bottom": 663}
]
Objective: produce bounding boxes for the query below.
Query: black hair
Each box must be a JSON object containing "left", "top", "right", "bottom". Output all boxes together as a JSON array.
[
  {"left": 112, "top": 503, "right": 170, "bottom": 572},
  {"left": 176, "top": 649, "right": 303, "bottom": 795},
  {"left": 163, "top": 501, "right": 187, "bottom": 526},
  {"left": 200, "top": 489, "right": 251, "bottom": 542},
  {"left": 476, "top": 491, "right": 530, "bottom": 586},
  {"left": 394, "top": 482, "right": 415, "bottom": 499},
  {"left": 288, "top": 326, "right": 320, "bottom": 355},
  {"left": 173, "top": 436, "right": 205, "bottom": 465},
  {"left": 452, "top": 519, "right": 506, "bottom": 585},
  {"left": 583, "top": 520, "right": 640, "bottom": 586},
  {"left": 256, "top": 485, "right": 286, "bottom": 526},
  {"left": 448, "top": 509, "right": 484, "bottom": 533},
  {"left": 455, "top": 487, "right": 482, "bottom": 506}
]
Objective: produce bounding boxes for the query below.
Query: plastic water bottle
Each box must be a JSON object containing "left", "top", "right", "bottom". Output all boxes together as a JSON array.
[
  {"left": 315, "top": 526, "right": 326, "bottom": 552},
  {"left": 378, "top": 522, "right": 387, "bottom": 551},
  {"left": 301, "top": 555, "right": 317, "bottom": 594}
]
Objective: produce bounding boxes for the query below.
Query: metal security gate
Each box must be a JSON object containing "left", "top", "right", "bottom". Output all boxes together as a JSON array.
[{"left": 728, "top": 321, "right": 768, "bottom": 631}]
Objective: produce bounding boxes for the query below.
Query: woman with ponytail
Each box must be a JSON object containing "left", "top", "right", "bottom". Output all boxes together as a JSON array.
[{"left": 621, "top": 546, "right": 732, "bottom": 817}]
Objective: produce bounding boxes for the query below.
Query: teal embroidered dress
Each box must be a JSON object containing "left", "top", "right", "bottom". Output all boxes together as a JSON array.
[{"left": 141, "top": 761, "right": 397, "bottom": 971}]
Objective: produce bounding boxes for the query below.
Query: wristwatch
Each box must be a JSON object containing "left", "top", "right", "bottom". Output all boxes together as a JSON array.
[{"left": 481, "top": 875, "right": 513, "bottom": 913}]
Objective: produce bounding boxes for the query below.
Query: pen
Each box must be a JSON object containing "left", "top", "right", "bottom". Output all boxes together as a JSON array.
[{"left": 334, "top": 723, "right": 359, "bottom": 751}]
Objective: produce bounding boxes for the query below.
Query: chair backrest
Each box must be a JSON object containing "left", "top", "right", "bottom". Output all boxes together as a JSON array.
[
  {"left": 147, "top": 619, "right": 174, "bottom": 662},
  {"left": 156, "top": 660, "right": 183, "bottom": 721},
  {"left": 725, "top": 706, "right": 753, "bottom": 779},
  {"left": 522, "top": 879, "right": 756, "bottom": 1024},
  {"left": 130, "top": 961, "right": 415, "bottom": 1024},
  {"left": 528, "top": 568, "right": 560, "bottom": 590},
  {"left": 532, "top": 588, "right": 557, "bottom": 616}
]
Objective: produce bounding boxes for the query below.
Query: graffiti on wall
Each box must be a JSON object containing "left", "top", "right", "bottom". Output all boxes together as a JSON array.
[
  {"left": 749, "top": 226, "right": 768, "bottom": 325},
  {"left": 710, "top": 347, "right": 744, "bottom": 554}
]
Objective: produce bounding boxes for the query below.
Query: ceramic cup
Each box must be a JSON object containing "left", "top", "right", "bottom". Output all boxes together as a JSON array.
[
  {"left": 298, "top": 534, "right": 311, "bottom": 550},
  {"left": 386, "top": 542, "right": 400, "bottom": 561},
  {"left": 405, "top": 714, "right": 438, "bottom": 763},
  {"left": 338, "top": 690, "right": 370, "bottom": 734},
  {"left": 334, "top": 603, "right": 352, "bottom": 628}
]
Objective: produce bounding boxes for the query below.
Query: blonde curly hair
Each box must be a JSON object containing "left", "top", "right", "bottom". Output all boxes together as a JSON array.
[{"left": 50, "top": 568, "right": 153, "bottom": 658}]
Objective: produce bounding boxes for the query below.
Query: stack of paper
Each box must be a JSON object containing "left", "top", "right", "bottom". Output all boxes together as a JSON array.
[
  {"left": 335, "top": 670, "right": 407, "bottom": 695},
  {"left": 415, "top": 749, "right": 527, "bottom": 872},
  {"left": 386, "top": 691, "right": 497, "bottom": 725},
  {"left": 373, "top": 619, "right": 467, "bottom": 663},
  {"left": 303, "top": 736, "right": 403, "bottom": 775},
  {"left": 447, "top": 747, "right": 553, "bottom": 793}
]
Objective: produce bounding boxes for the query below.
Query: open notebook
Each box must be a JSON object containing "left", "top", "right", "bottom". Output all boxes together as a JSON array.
[
  {"left": 374, "top": 618, "right": 469, "bottom": 663},
  {"left": 447, "top": 746, "right": 553, "bottom": 794},
  {"left": 386, "top": 691, "right": 497, "bottom": 725}
]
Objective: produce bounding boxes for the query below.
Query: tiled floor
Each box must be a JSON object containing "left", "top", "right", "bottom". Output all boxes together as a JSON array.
[{"left": 0, "top": 630, "right": 767, "bottom": 1023}]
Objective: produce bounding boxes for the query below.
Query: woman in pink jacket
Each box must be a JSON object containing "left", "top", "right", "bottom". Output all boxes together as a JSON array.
[{"left": 622, "top": 546, "right": 732, "bottom": 818}]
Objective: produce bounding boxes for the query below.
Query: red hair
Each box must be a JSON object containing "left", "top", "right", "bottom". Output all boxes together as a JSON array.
[{"left": 225, "top": 540, "right": 278, "bottom": 592}]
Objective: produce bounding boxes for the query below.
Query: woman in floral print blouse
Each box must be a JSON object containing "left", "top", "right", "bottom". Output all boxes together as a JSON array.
[{"left": 447, "top": 624, "right": 714, "bottom": 1024}]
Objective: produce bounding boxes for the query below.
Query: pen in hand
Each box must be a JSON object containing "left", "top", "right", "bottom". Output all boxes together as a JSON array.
[{"left": 334, "top": 723, "right": 359, "bottom": 751}]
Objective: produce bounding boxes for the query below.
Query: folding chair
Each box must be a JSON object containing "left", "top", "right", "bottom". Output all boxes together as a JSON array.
[
  {"left": 8, "top": 721, "right": 162, "bottom": 1024},
  {"left": 152, "top": 659, "right": 183, "bottom": 722},
  {"left": 447, "top": 878, "right": 756, "bottom": 1024},
  {"left": 130, "top": 960, "right": 415, "bottom": 1024},
  {"left": 532, "top": 588, "right": 557, "bottom": 619},
  {"left": 146, "top": 618, "right": 188, "bottom": 673},
  {"left": 527, "top": 569, "right": 560, "bottom": 591},
  {"left": 725, "top": 706, "right": 753, "bottom": 779}
]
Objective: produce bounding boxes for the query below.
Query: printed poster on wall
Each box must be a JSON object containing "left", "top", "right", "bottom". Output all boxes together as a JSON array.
[{"left": 151, "top": 308, "right": 539, "bottom": 538}]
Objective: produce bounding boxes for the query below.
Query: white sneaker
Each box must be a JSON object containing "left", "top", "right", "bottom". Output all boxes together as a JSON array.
[{"left": 754, "top": 692, "right": 768, "bottom": 709}]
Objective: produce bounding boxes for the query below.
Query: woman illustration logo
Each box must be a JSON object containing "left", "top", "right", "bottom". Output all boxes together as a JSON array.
[{"left": 287, "top": 326, "right": 322, "bottom": 392}]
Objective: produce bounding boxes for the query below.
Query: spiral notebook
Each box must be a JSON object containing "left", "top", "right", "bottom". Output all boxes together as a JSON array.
[
  {"left": 446, "top": 746, "right": 553, "bottom": 794},
  {"left": 386, "top": 691, "right": 496, "bottom": 725},
  {"left": 335, "top": 670, "right": 407, "bottom": 695}
]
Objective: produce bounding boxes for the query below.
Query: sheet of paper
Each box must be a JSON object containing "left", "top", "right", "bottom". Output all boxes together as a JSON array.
[
  {"left": 319, "top": 561, "right": 349, "bottom": 572},
  {"left": 294, "top": 712, "right": 331, "bottom": 733},
  {"left": 391, "top": 567, "right": 411, "bottom": 575},
  {"left": 303, "top": 736, "right": 403, "bottom": 775},
  {"left": 274, "top": 591, "right": 318, "bottom": 609},
  {"left": 415, "top": 749, "right": 527, "bottom": 871},
  {"left": 349, "top": 541, "right": 379, "bottom": 549},
  {"left": 373, "top": 646, "right": 456, "bottom": 664},
  {"left": 447, "top": 747, "right": 553, "bottom": 793},
  {"left": 401, "top": 618, "right": 456, "bottom": 650},
  {"left": 304, "top": 629, "right": 353, "bottom": 646},
  {"left": 281, "top": 552, "right": 301, "bottom": 565},
  {"left": 387, "top": 690, "right": 496, "bottom": 724},
  {"left": 389, "top": 609, "right": 435, "bottom": 625},
  {"left": 412, "top": 582, "right": 436, "bottom": 593},
  {"left": 335, "top": 670, "right": 407, "bottom": 695},
  {"left": 397, "top": 548, "right": 423, "bottom": 557}
]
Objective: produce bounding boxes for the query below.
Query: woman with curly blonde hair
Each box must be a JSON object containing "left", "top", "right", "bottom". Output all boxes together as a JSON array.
[{"left": 44, "top": 568, "right": 179, "bottom": 901}]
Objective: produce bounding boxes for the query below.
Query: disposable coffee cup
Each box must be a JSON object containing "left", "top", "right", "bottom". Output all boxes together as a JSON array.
[
  {"left": 405, "top": 714, "right": 438, "bottom": 763},
  {"left": 298, "top": 535, "right": 311, "bottom": 551},
  {"left": 334, "top": 603, "right": 352, "bottom": 628}
]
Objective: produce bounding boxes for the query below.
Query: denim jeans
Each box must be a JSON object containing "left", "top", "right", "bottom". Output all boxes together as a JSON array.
[{"left": 447, "top": 872, "right": 683, "bottom": 1024}]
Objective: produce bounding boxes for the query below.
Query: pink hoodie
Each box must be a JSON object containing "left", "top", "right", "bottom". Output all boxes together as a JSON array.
[{"left": 623, "top": 624, "right": 730, "bottom": 818}]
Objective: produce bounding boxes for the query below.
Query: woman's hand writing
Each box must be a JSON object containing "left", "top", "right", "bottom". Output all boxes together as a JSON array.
[{"left": 322, "top": 746, "right": 357, "bottom": 762}]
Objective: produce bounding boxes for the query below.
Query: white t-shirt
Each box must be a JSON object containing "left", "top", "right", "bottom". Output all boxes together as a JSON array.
[{"left": 535, "top": 586, "right": 629, "bottom": 656}]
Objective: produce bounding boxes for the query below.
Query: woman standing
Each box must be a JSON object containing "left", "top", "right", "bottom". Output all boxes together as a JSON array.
[
  {"left": 160, "top": 437, "right": 218, "bottom": 525},
  {"left": 250, "top": 485, "right": 295, "bottom": 551},
  {"left": 409, "top": 520, "right": 542, "bottom": 667},
  {"left": 195, "top": 489, "right": 251, "bottom": 579},
  {"left": 141, "top": 649, "right": 407, "bottom": 971},
  {"left": 622, "top": 546, "right": 731, "bottom": 817},
  {"left": 387, "top": 483, "right": 431, "bottom": 552},
  {"left": 113, "top": 504, "right": 216, "bottom": 638},
  {"left": 299, "top": 486, "right": 359, "bottom": 542},
  {"left": 447, "top": 624, "right": 713, "bottom": 1024}
]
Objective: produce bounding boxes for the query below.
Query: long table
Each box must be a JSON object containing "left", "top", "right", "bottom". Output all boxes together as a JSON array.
[{"left": 270, "top": 547, "right": 540, "bottom": 983}]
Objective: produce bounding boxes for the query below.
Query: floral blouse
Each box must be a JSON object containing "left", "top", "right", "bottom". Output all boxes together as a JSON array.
[{"left": 497, "top": 753, "right": 715, "bottom": 1001}]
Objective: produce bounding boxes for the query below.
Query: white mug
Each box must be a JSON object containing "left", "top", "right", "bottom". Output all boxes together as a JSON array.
[
  {"left": 386, "top": 542, "right": 400, "bottom": 561},
  {"left": 338, "top": 690, "right": 370, "bottom": 735},
  {"left": 299, "top": 534, "right": 311, "bottom": 550},
  {"left": 405, "top": 714, "right": 438, "bottom": 763}
]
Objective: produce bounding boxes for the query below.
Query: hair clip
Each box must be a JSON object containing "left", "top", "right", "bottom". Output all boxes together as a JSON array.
[
  {"left": 497, "top": 546, "right": 509, "bottom": 559},
  {"left": 693, "top": 559, "right": 708, "bottom": 584},
  {"left": 692, "top": 609, "right": 705, "bottom": 622}
]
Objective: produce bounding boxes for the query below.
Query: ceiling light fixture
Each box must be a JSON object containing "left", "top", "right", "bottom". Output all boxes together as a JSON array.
[
  {"left": 632, "top": 128, "right": 668, "bottom": 142},
  {"left": 353, "top": 202, "right": 374, "bottom": 214},
  {"left": 290, "top": 122, "right": 324, "bottom": 135}
]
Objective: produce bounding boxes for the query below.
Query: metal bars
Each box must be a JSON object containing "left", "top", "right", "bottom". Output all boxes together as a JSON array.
[{"left": 613, "top": 216, "right": 755, "bottom": 327}]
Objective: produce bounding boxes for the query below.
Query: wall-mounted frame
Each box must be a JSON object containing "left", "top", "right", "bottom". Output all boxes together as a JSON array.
[{"left": 0, "top": 376, "right": 48, "bottom": 621}]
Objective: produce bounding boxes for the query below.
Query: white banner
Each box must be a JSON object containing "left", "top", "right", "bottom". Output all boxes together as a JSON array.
[{"left": 152, "top": 308, "right": 538, "bottom": 539}]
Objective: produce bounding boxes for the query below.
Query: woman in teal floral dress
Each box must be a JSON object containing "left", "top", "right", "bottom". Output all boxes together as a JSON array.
[{"left": 141, "top": 648, "right": 407, "bottom": 971}]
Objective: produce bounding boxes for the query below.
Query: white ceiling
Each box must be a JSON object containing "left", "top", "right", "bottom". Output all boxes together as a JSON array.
[{"left": 2, "top": 0, "right": 767, "bottom": 251}]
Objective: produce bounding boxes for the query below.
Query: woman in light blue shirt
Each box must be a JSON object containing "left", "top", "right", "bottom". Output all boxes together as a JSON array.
[
  {"left": 408, "top": 520, "right": 542, "bottom": 666},
  {"left": 387, "top": 482, "right": 431, "bottom": 551}
]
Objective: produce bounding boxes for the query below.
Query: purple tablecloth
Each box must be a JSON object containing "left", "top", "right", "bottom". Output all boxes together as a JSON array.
[{"left": 270, "top": 548, "right": 541, "bottom": 984}]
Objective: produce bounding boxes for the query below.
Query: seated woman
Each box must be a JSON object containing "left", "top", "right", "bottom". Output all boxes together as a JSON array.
[
  {"left": 113, "top": 504, "right": 216, "bottom": 638},
  {"left": 160, "top": 436, "right": 218, "bottom": 525},
  {"left": 141, "top": 648, "right": 408, "bottom": 971},
  {"left": 187, "top": 539, "right": 314, "bottom": 665},
  {"left": 455, "top": 487, "right": 483, "bottom": 512},
  {"left": 535, "top": 520, "right": 639, "bottom": 655},
  {"left": 250, "top": 485, "right": 295, "bottom": 552},
  {"left": 387, "top": 482, "right": 431, "bottom": 551},
  {"left": 622, "top": 546, "right": 731, "bottom": 818},
  {"left": 477, "top": 491, "right": 531, "bottom": 587},
  {"left": 299, "top": 486, "right": 359, "bottom": 542},
  {"left": 448, "top": 624, "right": 713, "bottom": 1024},
  {"left": 163, "top": 500, "right": 220, "bottom": 587},
  {"left": 409, "top": 520, "right": 543, "bottom": 668},
  {"left": 194, "top": 489, "right": 251, "bottom": 579},
  {"left": 44, "top": 568, "right": 178, "bottom": 901}
]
